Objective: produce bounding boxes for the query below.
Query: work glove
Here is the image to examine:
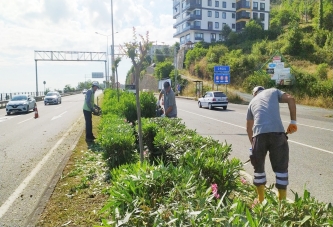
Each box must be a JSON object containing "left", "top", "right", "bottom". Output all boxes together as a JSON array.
[
  {"left": 287, "top": 120, "right": 297, "bottom": 134},
  {"left": 156, "top": 100, "right": 160, "bottom": 106},
  {"left": 160, "top": 114, "right": 165, "bottom": 118}
]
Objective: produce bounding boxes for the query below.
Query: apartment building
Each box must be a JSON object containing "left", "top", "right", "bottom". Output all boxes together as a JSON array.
[{"left": 173, "top": 0, "right": 270, "bottom": 45}]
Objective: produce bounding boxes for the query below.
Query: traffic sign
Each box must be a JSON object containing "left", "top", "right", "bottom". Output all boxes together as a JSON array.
[
  {"left": 214, "top": 65, "right": 230, "bottom": 72},
  {"left": 268, "top": 63, "right": 276, "bottom": 68},
  {"left": 266, "top": 68, "right": 274, "bottom": 74},
  {"left": 214, "top": 73, "right": 230, "bottom": 84}
]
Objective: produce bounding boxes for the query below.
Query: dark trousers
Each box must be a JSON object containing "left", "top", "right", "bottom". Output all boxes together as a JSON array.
[
  {"left": 251, "top": 132, "right": 289, "bottom": 189},
  {"left": 83, "top": 110, "right": 93, "bottom": 139}
]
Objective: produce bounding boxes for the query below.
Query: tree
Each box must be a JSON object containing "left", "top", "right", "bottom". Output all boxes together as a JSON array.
[
  {"left": 154, "top": 49, "right": 166, "bottom": 63},
  {"left": 113, "top": 56, "right": 122, "bottom": 101},
  {"left": 319, "top": 0, "right": 324, "bottom": 29},
  {"left": 221, "top": 24, "right": 232, "bottom": 41},
  {"left": 122, "top": 28, "right": 151, "bottom": 163},
  {"left": 154, "top": 61, "right": 174, "bottom": 80}
]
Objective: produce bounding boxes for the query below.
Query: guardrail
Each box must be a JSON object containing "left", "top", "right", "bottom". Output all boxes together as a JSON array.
[{"left": 0, "top": 91, "right": 82, "bottom": 109}]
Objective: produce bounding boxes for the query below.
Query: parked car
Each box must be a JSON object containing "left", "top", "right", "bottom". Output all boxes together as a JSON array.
[
  {"left": 82, "top": 89, "right": 87, "bottom": 94},
  {"left": 44, "top": 91, "right": 62, "bottom": 105},
  {"left": 198, "top": 91, "right": 228, "bottom": 110},
  {"left": 6, "top": 94, "right": 36, "bottom": 115}
]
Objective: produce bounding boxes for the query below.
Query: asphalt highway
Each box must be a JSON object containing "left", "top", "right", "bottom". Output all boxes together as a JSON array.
[
  {"left": 176, "top": 97, "right": 333, "bottom": 204},
  {"left": 0, "top": 92, "right": 101, "bottom": 226}
]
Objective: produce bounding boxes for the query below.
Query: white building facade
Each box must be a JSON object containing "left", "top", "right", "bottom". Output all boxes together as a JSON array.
[{"left": 173, "top": 0, "right": 270, "bottom": 45}]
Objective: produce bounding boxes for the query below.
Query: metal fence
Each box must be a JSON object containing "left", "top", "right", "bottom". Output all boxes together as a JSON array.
[{"left": 0, "top": 92, "right": 46, "bottom": 101}]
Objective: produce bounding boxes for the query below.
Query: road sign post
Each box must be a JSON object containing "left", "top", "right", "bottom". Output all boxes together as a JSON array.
[{"left": 214, "top": 65, "right": 230, "bottom": 94}]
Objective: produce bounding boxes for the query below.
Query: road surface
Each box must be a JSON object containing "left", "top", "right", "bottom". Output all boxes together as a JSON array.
[
  {"left": 176, "top": 97, "right": 333, "bottom": 204},
  {"left": 0, "top": 92, "right": 102, "bottom": 226}
]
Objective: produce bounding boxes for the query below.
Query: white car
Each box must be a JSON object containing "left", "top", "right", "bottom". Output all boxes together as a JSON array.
[
  {"left": 44, "top": 91, "right": 62, "bottom": 105},
  {"left": 6, "top": 94, "right": 36, "bottom": 115},
  {"left": 198, "top": 91, "right": 228, "bottom": 110}
]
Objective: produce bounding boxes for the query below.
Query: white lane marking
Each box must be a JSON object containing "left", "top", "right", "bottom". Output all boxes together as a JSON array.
[
  {"left": 0, "top": 116, "right": 83, "bottom": 218},
  {"left": 180, "top": 109, "right": 333, "bottom": 155},
  {"left": 51, "top": 111, "right": 67, "bottom": 121},
  {"left": 0, "top": 116, "right": 19, "bottom": 123},
  {"left": 17, "top": 117, "right": 33, "bottom": 125}
]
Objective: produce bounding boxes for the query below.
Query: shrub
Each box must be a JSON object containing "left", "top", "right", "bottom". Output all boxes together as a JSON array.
[
  {"left": 242, "top": 71, "right": 275, "bottom": 93},
  {"left": 316, "top": 63, "right": 329, "bottom": 80},
  {"left": 139, "top": 92, "right": 157, "bottom": 118},
  {"left": 97, "top": 114, "right": 137, "bottom": 168}
]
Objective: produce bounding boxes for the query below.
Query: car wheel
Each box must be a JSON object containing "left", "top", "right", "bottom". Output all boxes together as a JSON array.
[
  {"left": 223, "top": 106, "right": 227, "bottom": 110},
  {"left": 6, "top": 112, "right": 10, "bottom": 115},
  {"left": 26, "top": 105, "right": 29, "bottom": 114},
  {"left": 208, "top": 103, "right": 213, "bottom": 110},
  {"left": 44, "top": 102, "right": 46, "bottom": 105},
  {"left": 198, "top": 101, "right": 202, "bottom": 108}
]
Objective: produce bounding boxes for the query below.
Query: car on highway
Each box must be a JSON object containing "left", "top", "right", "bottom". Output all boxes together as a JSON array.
[
  {"left": 82, "top": 89, "right": 87, "bottom": 94},
  {"left": 198, "top": 91, "right": 228, "bottom": 110},
  {"left": 6, "top": 94, "right": 36, "bottom": 115},
  {"left": 44, "top": 91, "right": 62, "bottom": 105}
]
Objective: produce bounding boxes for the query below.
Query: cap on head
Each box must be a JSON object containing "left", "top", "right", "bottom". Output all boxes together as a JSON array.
[
  {"left": 252, "top": 86, "right": 265, "bottom": 96},
  {"left": 163, "top": 81, "right": 170, "bottom": 89},
  {"left": 92, "top": 81, "right": 100, "bottom": 88}
]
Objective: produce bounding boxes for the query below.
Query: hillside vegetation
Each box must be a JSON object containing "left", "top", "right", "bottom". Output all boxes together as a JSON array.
[{"left": 151, "top": 0, "right": 333, "bottom": 108}]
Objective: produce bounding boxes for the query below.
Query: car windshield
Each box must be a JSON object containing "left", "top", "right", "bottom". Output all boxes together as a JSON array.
[
  {"left": 46, "top": 92, "right": 57, "bottom": 96},
  {"left": 11, "top": 95, "right": 28, "bottom": 101},
  {"left": 213, "top": 92, "right": 226, "bottom": 97}
]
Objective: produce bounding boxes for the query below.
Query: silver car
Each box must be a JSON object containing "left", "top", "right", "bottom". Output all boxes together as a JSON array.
[
  {"left": 44, "top": 91, "right": 62, "bottom": 105},
  {"left": 6, "top": 94, "right": 36, "bottom": 115},
  {"left": 198, "top": 91, "right": 228, "bottom": 110}
]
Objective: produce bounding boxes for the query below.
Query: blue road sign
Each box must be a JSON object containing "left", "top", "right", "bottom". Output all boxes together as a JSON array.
[
  {"left": 214, "top": 65, "right": 230, "bottom": 72},
  {"left": 268, "top": 63, "right": 276, "bottom": 68},
  {"left": 214, "top": 73, "right": 230, "bottom": 84}
]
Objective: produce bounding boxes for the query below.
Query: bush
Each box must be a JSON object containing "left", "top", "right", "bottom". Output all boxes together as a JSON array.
[
  {"left": 139, "top": 92, "right": 157, "bottom": 118},
  {"left": 97, "top": 114, "right": 137, "bottom": 168},
  {"left": 316, "top": 63, "right": 329, "bottom": 80},
  {"left": 242, "top": 71, "right": 275, "bottom": 93}
]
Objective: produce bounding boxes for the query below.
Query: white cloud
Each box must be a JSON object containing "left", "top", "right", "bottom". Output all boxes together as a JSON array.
[{"left": 0, "top": 0, "right": 176, "bottom": 93}]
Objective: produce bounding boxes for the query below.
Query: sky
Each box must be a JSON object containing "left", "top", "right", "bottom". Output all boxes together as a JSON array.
[{"left": 0, "top": 0, "right": 176, "bottom": 93}]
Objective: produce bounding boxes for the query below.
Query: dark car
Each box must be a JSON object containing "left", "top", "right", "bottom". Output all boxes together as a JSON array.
[{"left": 44, "top": 91, "right": 62, "bottom": 105}]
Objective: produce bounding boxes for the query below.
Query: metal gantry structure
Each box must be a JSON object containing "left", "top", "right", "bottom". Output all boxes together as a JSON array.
[{"left": 34, "top": 50, "right": 107, "bottom": 96}]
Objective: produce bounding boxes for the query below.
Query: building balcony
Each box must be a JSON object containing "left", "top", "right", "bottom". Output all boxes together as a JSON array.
[
  {"left": 173, "top": 0, "right": 180, "bottom": 19},
  {"left": 173, "top": 25, "right": 201, "bottom": 37},
  {"left": 173, "top": 14, "right": 202, "bottom": 28},
  {"left": 236, "top": 0, "right": 250, "bottom": 10},
  {"left": 236, "top": 11, "right": 250, "bottom": 20},
  {"left": 183, "top": 0, "right": 202, "bottom": 12},
  {"left": 195, "top": 37, "right": 203, "bottom": 41}
]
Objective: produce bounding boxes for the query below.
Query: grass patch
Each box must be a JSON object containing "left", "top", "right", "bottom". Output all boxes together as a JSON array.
[{"left": 37, "top": 99, "right": 110, "bottom": 226}]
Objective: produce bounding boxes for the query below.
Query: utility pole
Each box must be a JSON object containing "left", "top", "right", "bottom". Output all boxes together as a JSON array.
[
  {"left": 111, "top": 0, "right": 115, "bottom": 88},
  {"left": 174, "top": 46, "right": 178, "bottom": 95}
]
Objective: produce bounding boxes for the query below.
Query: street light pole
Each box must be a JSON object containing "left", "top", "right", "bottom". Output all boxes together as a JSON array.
[
  {"left": 111, "top": 0, "right": 115, "bottom": 88},
  {"left": 95, "top": 32, "right": 111, "bottom": 88}
]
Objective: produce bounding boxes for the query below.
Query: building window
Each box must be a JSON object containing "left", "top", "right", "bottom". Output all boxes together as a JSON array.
[
  {"left": 186, "top": 34, "right": 190, "bottom": 41},
  {"left": 260, "top": 3, "right": 265, "bottom": 11},
  {"left": 215, "top": 11, "right": 219, "bottom": 18},
  {"left": 208, "top": 0, "right": 212, "bottom": 6},
  {"left": 195, "top": 10, "right": 201, "bottom": 15},
  {"left": 194, "top": 21, "right": 201, "bottom": 27},
  {"left": 232, "top": 13, "right": 235, "bottom": 18},
  {"left": 208, "top": 11, "right": 212, "bottom": 17},
  {"left": 246, "top": 1, "right": 250, "bottom": 8},
  {"left": 219, "top": 33, "right": 222, "bottom": 41},
  {"left": 180, "top": 36, "right": 185, "bottom": 44},
  {"left": 211, "top": 33, "right": 216, "bottom": 41},
  {"left": 253, "top": 2, "right": 258, "bottom": 10},
  {"left": 215, "top": 1, "right": 219, "bottom": 7},
  {"left": 260, "top": 13, "right": 265, "bottom": 21},
  {"left": 215, "top": 22, "right": 219, "bottom": 29},
  {"left": 232, "top": 3, "right": 235, "bottom": 8},
  {"left": 232, "top": 23, "right": 235, "bottom": 29},
  {"left": 222, "top": 12, "right": 226, "bottom": 19},
  {"left": 222, "top": 1, "right": 226, "bottom": 8},
  {"left": 253, "top": 12, "right": 258, "bottom": 19},
  {"left": 208, "top": 21, "right": 213, "bottom": 29},
  {"left": 195, "top": 32, "right": 204, "bottom": 40}
]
